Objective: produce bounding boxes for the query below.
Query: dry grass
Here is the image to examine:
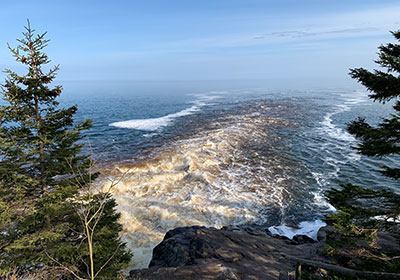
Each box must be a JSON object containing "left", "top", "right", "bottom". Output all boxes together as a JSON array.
[{"left": 0, "top": 267, "right": 72, "bottom": 280}]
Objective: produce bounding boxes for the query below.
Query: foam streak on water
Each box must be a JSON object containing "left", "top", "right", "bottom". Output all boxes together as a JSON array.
[
  {"left": 310, "top": 91, "right": 368, "bottom": 209},
  {"left": 109, "top": 94, "right": 218, "bottom": 131}
]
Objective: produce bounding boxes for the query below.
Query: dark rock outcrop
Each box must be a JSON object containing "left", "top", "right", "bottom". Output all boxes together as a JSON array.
[
  {"left": 292, "top": 234, "right": 315, "bottom": 244},
  {"left": 129, "top": 225, "right": 329, "bottom": 280}
]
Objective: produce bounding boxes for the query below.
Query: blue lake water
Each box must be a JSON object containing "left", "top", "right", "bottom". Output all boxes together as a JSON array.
[{"left": 58, "top": 80, "right": 398, "bottom": 268}]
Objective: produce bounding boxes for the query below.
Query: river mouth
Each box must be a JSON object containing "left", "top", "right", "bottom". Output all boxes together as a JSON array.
[
  {"left": 69, "top": 87, "right": 398, "bottom": 271},
  {"left": 96, "top": 99, "right": 321, "bottom": 269}
]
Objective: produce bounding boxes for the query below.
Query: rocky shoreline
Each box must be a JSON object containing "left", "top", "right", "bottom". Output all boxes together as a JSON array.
[{"left": 128, "top": 225, "right": 331, "bottom": 280}]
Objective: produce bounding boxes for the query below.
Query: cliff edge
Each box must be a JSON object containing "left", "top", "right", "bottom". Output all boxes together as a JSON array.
[{"left": 128, "top": 225, "right": 330, "bottom": 280}]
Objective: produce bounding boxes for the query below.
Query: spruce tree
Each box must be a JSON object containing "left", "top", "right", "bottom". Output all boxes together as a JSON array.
[
  {"left": 0, "top": 22, "right": 131, "bottom": 278},
  {"left": 348, "top": 31, "right": 400, "bottom": 179},
  {"left": 324, "top": 31, "right": 400, "bottom": 274}
]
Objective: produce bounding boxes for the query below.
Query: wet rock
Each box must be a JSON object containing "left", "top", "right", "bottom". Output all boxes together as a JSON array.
[
  {"left": 129, "top": 263, "right": 239, "bottom": 280},
  {"left": 149, "top": 226, "right": 243, "bottom": 268},
  {"left": 317, "top": 226, "right": 330, "bottom": 242},
  {"left": 377, "top": 230, "right": 400, "bottom": 254},
  {"left": 129, "top": 225, "right": 328, "bottom": 280},
  {"left": 293, "top": 234, "right": 315, "bottom": 244},
  {"left": 222, "top": 224, "right": 269, "bottom": 236}
]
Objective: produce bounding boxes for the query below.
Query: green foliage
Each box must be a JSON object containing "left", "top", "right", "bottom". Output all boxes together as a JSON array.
[
  {"left": 0, "top": 21, "right": 131, "bottom": 278},
  {"left": 69, "top": 195, "right": 132, "bottom": 279},
  {"left": 324, "top": 30, "right": 400, "bottom": 275},
  {"left": 325, "top": 184, "right": 400, "bottom": 273},
  {"left": 348, "top": 30, "right": 400, "bottom": 179}
]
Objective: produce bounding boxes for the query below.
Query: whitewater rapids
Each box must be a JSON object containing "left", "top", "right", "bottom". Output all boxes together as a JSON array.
[{"left": 98, "top": 101, "right": 300, "bottom": 269}]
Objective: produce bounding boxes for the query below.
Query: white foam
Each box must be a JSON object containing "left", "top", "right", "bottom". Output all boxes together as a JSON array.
[
  {"left": 321, "top": 111, "right": 355, "bottom": 142},
  {"left": 310, "top": 91, "right": 368, "bottom": 212},
  {"left": 109, "top": 94, "right": 220, "bottom": 131},
  {"left": 143, "top": 133, "right": 158, "bottom": 138},
  {"left": 268, "top": 220, "right": 326, "bottom": 241},
  {"left": 101, "top": 107, "right": 295, "bottom": 270},
  {"left": 312, "top": 191, "right": 336, "bottom": 212},
  {"left": 373, "top": 215, "right": 400, "bottom": 223},
  {"left": 109, "top": 105, "right": 199, "bottom": 131},
  {"left": 320, "top": 91, "right": 368, "bottom": 143}
]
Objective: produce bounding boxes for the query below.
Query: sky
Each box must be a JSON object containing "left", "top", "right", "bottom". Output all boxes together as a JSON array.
[{"left": 0, "top": 0, "right": 400, "bottom": 88}]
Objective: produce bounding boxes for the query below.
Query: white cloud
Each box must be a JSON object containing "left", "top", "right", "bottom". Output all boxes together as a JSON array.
[{"left": 123, "top": 4, "right": 400, "bottom": 54}]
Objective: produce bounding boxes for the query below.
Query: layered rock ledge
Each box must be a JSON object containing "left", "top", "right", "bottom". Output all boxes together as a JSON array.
[{"left": 129, "top": 225, "right": 329, "bottom": 280}]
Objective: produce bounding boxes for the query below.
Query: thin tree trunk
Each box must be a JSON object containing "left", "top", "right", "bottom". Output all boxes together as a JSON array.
[
  {"left": 85, "top": 219, "right": 95, "bottom": 280},
  {"left": 30, "top": 38, "right": 46, "bottom": 193},
  {"left": 34, "top": 95, "right": 46, "bottom": 193}
]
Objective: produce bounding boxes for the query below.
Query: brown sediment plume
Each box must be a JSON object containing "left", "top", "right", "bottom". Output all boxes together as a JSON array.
[{"left": 97, "top": 103, "right": 299, "bottom": 269}]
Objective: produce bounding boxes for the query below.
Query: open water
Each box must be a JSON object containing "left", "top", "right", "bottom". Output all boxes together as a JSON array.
[{"left": 59, "top": 80, "right": 398, "bottom": 269}]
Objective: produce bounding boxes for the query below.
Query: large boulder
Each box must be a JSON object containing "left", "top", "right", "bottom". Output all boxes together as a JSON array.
[{"left": 129, "top": 225, "right": 328, "bottom": 280}]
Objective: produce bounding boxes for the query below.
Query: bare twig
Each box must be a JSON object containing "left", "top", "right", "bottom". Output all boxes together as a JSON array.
[
  {"left": 65, "top": 143, "right": 130, "bottom": 280},
  {"left": 94, "top": 243, "right": 122, "bottom": 279},
  {"left": 42, "top": 247, "right": 86, "bottom": 280}
]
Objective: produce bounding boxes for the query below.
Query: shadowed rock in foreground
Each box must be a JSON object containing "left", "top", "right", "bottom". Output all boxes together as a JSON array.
[{"left": 129, "top": 225, "right": 328, "bottom": 280}]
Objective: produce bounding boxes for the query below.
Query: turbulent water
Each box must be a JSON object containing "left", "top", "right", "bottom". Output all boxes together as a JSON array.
[{"left": 60, "top": 82, "right": 398, "bottom": 269}]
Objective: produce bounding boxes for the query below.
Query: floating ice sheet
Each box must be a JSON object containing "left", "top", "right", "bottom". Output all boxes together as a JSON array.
[{"left": 268, "top": 220, "right": 326, "bottom": 241}]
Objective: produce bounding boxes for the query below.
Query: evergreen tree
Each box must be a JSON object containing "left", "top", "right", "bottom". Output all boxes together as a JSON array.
[
  {"left": 348, "top": 31, "right": 400, "bottom": 179},
  {"left": 324, "top": 31, "right": 400, "bottom": 274},
  {"left": 0, "top": 22, "right": 131, "bottom": 278}
]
